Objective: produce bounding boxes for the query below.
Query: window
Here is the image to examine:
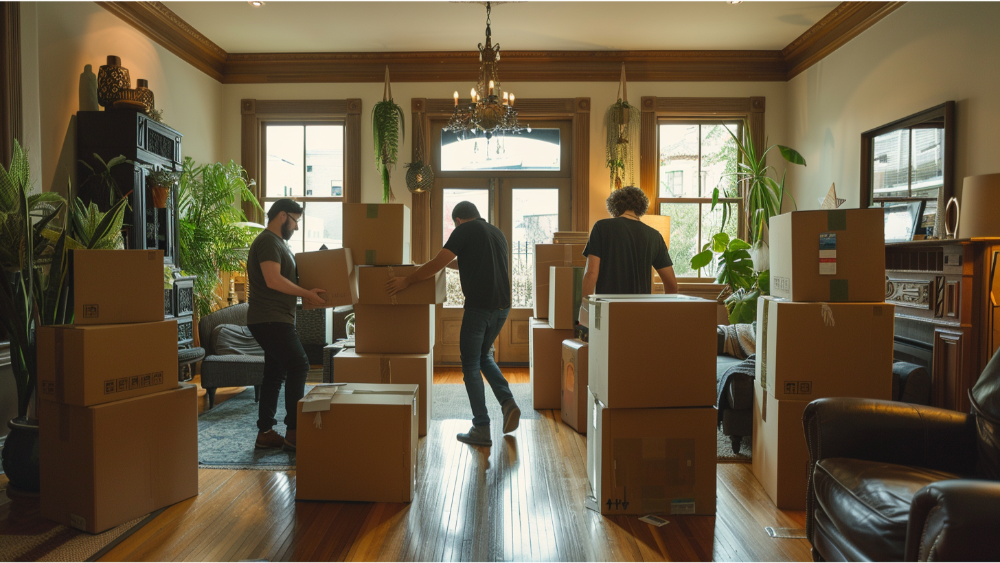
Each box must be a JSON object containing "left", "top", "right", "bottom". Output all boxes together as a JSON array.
[
  {"left": 262, "top": 123, "right": 344, "bottom": 253},
  {"left": 656, "top": 121, "right": 742, "bottom": 278},
  {"left": 440, "top": 128, "right": 561, "bottom": 172}
]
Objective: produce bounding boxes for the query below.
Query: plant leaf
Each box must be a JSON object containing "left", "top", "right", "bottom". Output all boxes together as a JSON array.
[
  {"left": 690, "top": 249, "right": 714, "bottom": 270},
  {"left": 777, "top": 145, "right": 806, "bottom": 166}
]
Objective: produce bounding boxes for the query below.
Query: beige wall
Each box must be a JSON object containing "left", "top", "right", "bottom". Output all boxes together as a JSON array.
[
  {"left": 222, "top": 81, "right": 788, "bottom": 232},
  {"left": 785, "top": 1, "right": 1000, "bottom": 210},
  {"left": 23, "top": 1, "right": 224, "bottom": 195}
]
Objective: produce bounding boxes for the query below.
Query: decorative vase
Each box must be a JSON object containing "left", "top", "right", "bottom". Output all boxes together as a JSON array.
[
  {"left": 79, "top": 64, "right": 99, "bottom": 111},
  {"left": 97, "top": 56, "right": 130, "bottom": 109},
  {"left": 135, "top": 78, "right": 155, "bottom": 113},
  {"left": 151, "top": 185, "right": 170, "bottom": 208},
  {"left": 1, "top": 417, "right": 41, "bottom": 494}
]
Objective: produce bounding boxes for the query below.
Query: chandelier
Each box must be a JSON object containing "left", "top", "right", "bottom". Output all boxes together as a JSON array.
[{"left": 446, "top": 2, "right": 525, "bottom": 140}]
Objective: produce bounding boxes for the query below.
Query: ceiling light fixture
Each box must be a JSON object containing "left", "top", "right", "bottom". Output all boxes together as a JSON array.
[
  {"left": 727, "top": 0, "right": 744, "bottom": 4},
  {"left": 248, "top": 1, "right": 264, "bottom": 6},
  {"left": 445, "top": 2, "right": 524, "bottom": 143}
]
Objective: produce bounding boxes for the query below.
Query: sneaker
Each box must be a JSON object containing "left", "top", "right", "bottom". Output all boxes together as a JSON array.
[
  {"left": 501, "top": 399, "right": 521, "bottom": 434},
  {"left": 255, "top": 429, "right": 284, "bottom": 449},
  {"left": 457, "top": 425, "right": 492, "bottom": 447},
  {"left": 283, "top": 429, "right": 297, "bottom": 451}
]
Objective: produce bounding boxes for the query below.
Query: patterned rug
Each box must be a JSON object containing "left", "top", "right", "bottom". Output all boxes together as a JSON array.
[
  {"left": 718, "top": 431, "right": 752, "bottom": 462},
  {"left": 430, "top": 382, "right": 538, "bottom": 423}
]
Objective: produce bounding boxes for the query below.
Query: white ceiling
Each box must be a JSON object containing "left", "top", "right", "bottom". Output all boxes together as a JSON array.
[{"left": 163, "top": 1, "right": 840, "bottom": 54}]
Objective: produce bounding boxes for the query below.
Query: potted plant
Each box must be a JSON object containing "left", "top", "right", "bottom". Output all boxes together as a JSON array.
[
  {"left": 372, "top": 66, "right": 404, "bottom": 203},
  {"left": 604, "top": 64, "right": 640, "bottom": 191},
  {"left": 147, "top": 168, "right": 177, "bottom": 209}
]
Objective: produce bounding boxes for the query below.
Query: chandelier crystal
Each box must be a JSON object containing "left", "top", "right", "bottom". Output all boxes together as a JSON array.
[{"left": 445, "top": 2, "right": 524, "bottom": 141}]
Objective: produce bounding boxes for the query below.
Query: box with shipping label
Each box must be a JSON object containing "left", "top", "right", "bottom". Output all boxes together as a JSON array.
[
  {"left": 588, "top": 295, "right": 716, "bottom": 409},
  {"left": 40, "top": 385, "right": 198, "bottom": 533},
  {"left": 769, "top": 209, "right": 885, "bottom": 302},
  {"left": 548, "top": 266, "right": 584, "bottom": 330},
  {"left": 755, "top": 296, "right": 894, "bottom": 402},
  {"left": 343, "top": 203, "right": 411, "bottom": 265},
  {"left": 356, "top": 265, "right": 445, "bottom": 305},
  {"left": 295, "top": 248, "right": 358, "bottom": 310},
  {"left": 333, "top": 349, "right": 433, "bottom": 436},
  {"left": 752, "top": 389, "right": 810, "bottom": 510},
  {"left": 37, "top": 320, "right": 178, "bottom": 407},
  {"left": 585, "top": 388, "right": 717, "bottom": 516},
  {"left": 296, "top": 383, "right": 418, "bottom": 503},
  {"left": 533, "top": 244, "right": 587, "bottom": 319},
  {"left": 561, "top": 339, "right": 588, "bottom": 433},
  {"left": 529, "top": 319, "right": 576, "bottom": 410},
  {"left": 72, "top": 249, "right": 164, "bottom": 325},
  {"left": 354, "top": 304, "right": 435, "bottom": 354}
]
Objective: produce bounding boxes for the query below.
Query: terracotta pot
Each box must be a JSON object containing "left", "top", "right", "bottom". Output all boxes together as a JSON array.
[{"left": 151, "top": 185, "right": 169, "bottom": 208}]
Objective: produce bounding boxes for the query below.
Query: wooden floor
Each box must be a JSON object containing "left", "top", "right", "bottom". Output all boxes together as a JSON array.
[{"left": 94, "top": 366, "right": 809, "bottom": 562}]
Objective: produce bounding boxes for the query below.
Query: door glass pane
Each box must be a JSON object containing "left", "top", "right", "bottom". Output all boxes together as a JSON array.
[
  {"left": 701, "top": 123, "right": 740, "bottom": 198},
  {"left": 263, "top": 200, "right": 303, "bottom": 253},
  {"left": 511, "top": 188, "right": 559, "bottom": 309},
  {"left": 910, "top": 128, "right": 944, "bottom": 199},
  {"left": 440, "top": 129, "right": 560, "bottom": 172},
  {"left": 872, "top": 130, "right": 910, "bottom": 199},
  {"left": 443, "top": 188, "right": 491, "bottom": 307},
  {"left": 305, "top": 125, "right": 344, "bottom": 197},
  {"left": 301, "top": 201, "right": 343, "bottom": 252},
  {"left": 700, "top": 202, "right": 739, "bottom": 278},
  {"left": 658, "top": 202, "right": 699, "bottom": 278},
  {"left": 659, "top": 124, "right": 699, "bottom": 198},
  {"left": 265, "top": 125, "right": 304, "bottom": 197}
]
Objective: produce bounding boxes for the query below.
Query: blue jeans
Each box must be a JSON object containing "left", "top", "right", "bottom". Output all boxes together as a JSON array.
[{"left": 460, "top": 307, "right": 514, "bottom": 427}]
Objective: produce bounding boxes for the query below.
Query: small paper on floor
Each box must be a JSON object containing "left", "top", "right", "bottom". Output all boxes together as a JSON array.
[
  {"left": 765, "top": 527, "right": 807, "bottom": 539},
  {"left": 639, "top": 515, "right": 670, "bottom": 527}
]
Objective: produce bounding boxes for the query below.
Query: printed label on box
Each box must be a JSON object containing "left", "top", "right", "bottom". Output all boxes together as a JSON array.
[
  {"left": 819, "top": 233, "right": 837, "bottom": 275},
  {"left": 670, "top": 499, "right": 696, "bottom": 515},
  {"left": 773, "top": 276, "right": 791, "bottom": 293},
  {"left": 82, "top": 304, "right": 99, "bottom": 318},
  {"left": 782, "top": 380, "right": 813, "bottom": 395}
]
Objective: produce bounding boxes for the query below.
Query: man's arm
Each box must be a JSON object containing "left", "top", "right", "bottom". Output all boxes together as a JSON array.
[
  {"left": 582, "top": 254, "right": 600, "bottom": 298},
  {"left": 656, "top": 266, "right": 679, "bottom": 294},
  {"left": 260, "top": 261, "right": 326, "bottom": 305},
  {"left": 386, "top": 248, "right": 457, "bottom": 295}
]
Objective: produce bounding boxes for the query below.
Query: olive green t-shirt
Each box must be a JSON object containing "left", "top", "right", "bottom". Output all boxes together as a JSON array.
[{"left": 247, "top": 229, "right": 298, "bottom": 325}]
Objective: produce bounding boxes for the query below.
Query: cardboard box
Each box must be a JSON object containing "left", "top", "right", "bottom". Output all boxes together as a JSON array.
[
  {"left": 343, "top": 203, "right": 411, "bottom": 265},
  {"left": 40, "top": 385, "right": 198, "bottom": 533},
  {"left": 640, "top": 214, "right": 671, "bottom": 248},
  {"left": 752, "top": 386, "right": 810, "bottom": 510},
  {"left": 588, "top": 295, "right": 716, "bottom": 408},
  {"left": 295, "top": 248, "right": 357, "bottom": 310},
  {"left": 552, "top": 231, "right": 590, "bottom": 245},
  {"left": 72, "top": 249, "right": 164, "bottom": 325},
  {"left": 356, "top": 265, "right": 445, "bottom": 305},
  {"left": 769, "top": 209, "right": 885, "bottom": 302},
  {"left": 296, "top": 383, "right": 418, "bottom": 503},
  {"left": 37, "top": 321, "right": 178, "bottom": 407},
  {"left": 579, "top": 293, "right": 681, "bottom": 328},
  {"left": 585, "top": 387, "right": 717, "bottom": 516},
  {"left": 354, "top": 304, "right": 435, "bottom": 354},
  {"left": 533, "top": 244, "right": 587, "bottom": 319},
  {"left": 756, "top": 296, "right": 894, "bottom": 402},
  {"left": 529, "top": 319, "right": 576, "bottom": 410},
  {"left": 548, "top": 266, "right": 584, "bottom": 330},
  {"left": 561, "top": 339, "right": 588, "bottom": 433},
  {"left": 333, "top": 349, "right": 433, "bottom": 436}
]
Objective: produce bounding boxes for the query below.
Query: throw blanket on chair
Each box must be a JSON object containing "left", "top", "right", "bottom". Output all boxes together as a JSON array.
[
  {"left": 717, "top": 354, "right": 756, "bottom": 425},
  {"left": 718, "top": 323, "right": 756, "bottom": 360}
]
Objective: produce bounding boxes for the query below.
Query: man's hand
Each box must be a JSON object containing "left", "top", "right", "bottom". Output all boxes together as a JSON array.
[
  {"left": 304, "top": 288, "right": 327, "bottom": 306},
  {"left": 386, "top": 276, "right": 410, "bottom": 296}
]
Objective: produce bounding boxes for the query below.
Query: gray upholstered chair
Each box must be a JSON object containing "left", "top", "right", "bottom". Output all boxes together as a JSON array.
[{"left": 198, "top": 303, "right": 264, "bottom": 409}]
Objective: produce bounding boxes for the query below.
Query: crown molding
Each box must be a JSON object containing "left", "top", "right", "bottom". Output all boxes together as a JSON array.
[{"left": 99, "top": 1, "right": 906, "bottom": 84}]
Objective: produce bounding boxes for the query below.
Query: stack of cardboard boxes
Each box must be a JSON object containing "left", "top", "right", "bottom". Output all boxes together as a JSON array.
[
  {"left": 752, "top": 208, "right": 893, "bottom": 510},
  {"left": 584, "top": 294, "right": 718, "bottom": 516},
  {"left": 37, "top": 250, "right": 198, "bottom": 534},
  {"left": 296, "top": 203, "right": 435, "bottom": 503}
]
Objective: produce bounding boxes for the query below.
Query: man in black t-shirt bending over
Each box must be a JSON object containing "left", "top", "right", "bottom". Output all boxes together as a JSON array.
[
  {"left": 386, "top": 201, "right": 519, "bottom": 447},
  {"left": 582, "top": 186, "right": 678, "bottom": 303}
]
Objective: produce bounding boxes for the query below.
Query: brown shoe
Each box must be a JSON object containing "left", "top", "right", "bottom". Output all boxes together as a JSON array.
[
  {"left": 255, "top": 429, "right": 284, "bottom": 449},
  {"left": 283, "top": 429, "right": 297, "bottom": 451}
]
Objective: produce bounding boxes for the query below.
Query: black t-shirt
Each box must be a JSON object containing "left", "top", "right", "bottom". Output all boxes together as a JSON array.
[
  {"left": 444, "top": 219, "right": 512, "bottom": 309},
  {"left": 583, "top": 217, "right": 672, "bottom": 294}
]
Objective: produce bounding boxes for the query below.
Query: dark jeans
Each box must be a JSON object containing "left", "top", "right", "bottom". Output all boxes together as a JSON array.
[
  {"left": 247, "top": 322, "right": 309, "bottom": 432},
  {"left": 460, "top": 307, "right": 514, "bottom": 427}
]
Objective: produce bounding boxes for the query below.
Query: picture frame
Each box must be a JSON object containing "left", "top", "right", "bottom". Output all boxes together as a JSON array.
[{"left": 883, "top": 200, "right": 926, "bottom": 242}]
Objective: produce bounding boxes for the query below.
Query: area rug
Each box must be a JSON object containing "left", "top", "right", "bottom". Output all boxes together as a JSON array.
[
  {"left": 431, "top": 382, "right": 539, "bottom": 422},
  {"left": 0, "top": 505, "right": 164, "bottom": 562},
  {"left": 718, "top": 430, "right": 752, "bottom": 462}
]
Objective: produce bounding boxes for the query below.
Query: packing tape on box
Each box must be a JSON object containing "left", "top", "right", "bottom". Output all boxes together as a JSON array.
[
  {"left": 365, "top": 250, "right": 377, "bottom": 265},
  {"left": 379, "top": 356, "right": 392, "bottom": 383},
  {"left": 564, "top": 245, "right": 573, "bottom": 263},
  {"left": 366, "top": 204, "right": 379, "bottom": 218},
  {"left": 385, "top": 265, "right": 399, "bottom": 305},
  {"left": 54, "top": 329, "right": 64, "bottom": 402}
]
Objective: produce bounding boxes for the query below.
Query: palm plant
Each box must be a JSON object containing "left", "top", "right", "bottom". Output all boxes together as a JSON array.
[
  {"left": 372, "top": 67, "right": 404, "bottom": 203},
  {"left": 177, "top": 157, "right": 262, "bottom": 317}
]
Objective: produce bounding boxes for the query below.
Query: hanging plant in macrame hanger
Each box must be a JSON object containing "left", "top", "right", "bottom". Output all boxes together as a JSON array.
[
  {"left": 405, "top": 115, "right": 435, "bottom": 194},
  {"left": 605, "top": 63, "right": 640, "bottom": 191},
  {"left": 372, "top": 66, "right": 405, "bottom": 203}
]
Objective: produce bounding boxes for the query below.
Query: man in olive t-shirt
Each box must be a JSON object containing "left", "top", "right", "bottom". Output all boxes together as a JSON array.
[{"left": 246, "top": 199, "right": 326, "bottom": 451}]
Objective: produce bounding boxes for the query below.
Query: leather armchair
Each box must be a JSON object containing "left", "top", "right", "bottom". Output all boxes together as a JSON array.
[{"left": 803, "top": 397, "right": 1000, "bottom": 561}]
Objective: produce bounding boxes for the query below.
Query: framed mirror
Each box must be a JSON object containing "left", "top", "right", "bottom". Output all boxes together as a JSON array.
[{"left": 861, "top": 101, "right": 954, "bottom": 240}]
